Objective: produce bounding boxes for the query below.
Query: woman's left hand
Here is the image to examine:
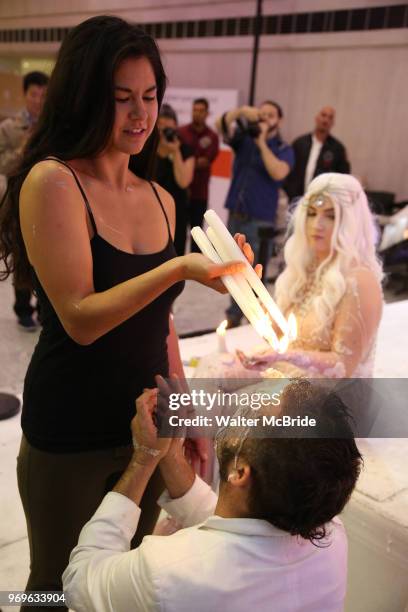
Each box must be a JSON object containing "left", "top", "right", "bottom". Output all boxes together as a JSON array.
[{"left": 233, "top": 233, "right": 263, "bottom": 279}]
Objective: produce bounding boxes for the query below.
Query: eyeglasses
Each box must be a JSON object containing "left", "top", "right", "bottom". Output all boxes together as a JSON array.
[{"left": 214, "top": 404, "right": 253, "bottom": 470}]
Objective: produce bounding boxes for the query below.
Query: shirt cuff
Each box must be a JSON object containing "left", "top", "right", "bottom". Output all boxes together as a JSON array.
[
  {"left": 80, "top": 491, "right": 142, "bottom": 546},
  {"left": 158, "top": 476, "right": 217, "bottom": 527}
]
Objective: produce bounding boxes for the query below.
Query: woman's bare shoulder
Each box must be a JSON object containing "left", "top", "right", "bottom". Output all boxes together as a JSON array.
[
  {"left": 22, "top": 159, "right": 78, "bottom": 196},
  {"left": 346, "top": 266, "right": 382, "bottom": 295},
  {"left": 20, "top": 159, "right": 88, "bottom": 229}
]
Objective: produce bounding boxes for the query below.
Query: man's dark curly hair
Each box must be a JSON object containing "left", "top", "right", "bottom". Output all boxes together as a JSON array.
[{"left": 218, "top": 380, "right": 362, "bottom": 545}]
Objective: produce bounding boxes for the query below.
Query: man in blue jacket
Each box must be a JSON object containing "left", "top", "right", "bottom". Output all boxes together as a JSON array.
[{"left": 216, "top": 101, "right": 294, "bottom": 327}]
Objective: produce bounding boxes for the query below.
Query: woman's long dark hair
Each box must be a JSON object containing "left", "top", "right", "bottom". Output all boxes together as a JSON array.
[{"left": 0, "top": 15, "right": 167, "bottom": 288}]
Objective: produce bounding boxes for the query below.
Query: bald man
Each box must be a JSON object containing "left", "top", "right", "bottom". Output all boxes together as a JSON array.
[{"left": 284, "top": 106, "right": 350, "bottom": 200}]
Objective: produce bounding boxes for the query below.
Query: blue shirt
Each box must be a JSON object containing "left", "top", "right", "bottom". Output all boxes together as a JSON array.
[{"left": 224, "top": 134, "right": 294, "bottom": 222}]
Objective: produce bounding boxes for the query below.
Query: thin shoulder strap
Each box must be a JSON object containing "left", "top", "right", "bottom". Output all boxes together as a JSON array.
[
  {"left": 149, "top": 181, "right": 171, "bottom": 239},
  {"left": 43, "top": 157, "right": 98, "bottom": 235}
]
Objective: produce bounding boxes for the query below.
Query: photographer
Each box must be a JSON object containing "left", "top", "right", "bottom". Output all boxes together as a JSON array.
[
  {"left": 155, "top": 105, "right": 194, "bottom": 255},
  {"left": 216, "top": 101, "right": 294, "bottom": 327}
]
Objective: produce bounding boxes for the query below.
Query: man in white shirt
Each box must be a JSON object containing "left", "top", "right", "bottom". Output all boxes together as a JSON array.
[
  {"left": 285, "top": 106, "right": 350, "bottom": 200},
  {"left": 63, "top": 379, "right": 362, "bottom": 612}
]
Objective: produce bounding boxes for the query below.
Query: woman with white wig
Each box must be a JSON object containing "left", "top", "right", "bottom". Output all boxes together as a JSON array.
[{"left": 240, "top": 173, "right": 383, "bottom": 378}]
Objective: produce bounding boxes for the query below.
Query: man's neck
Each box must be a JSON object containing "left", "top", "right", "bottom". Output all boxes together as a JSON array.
[
  {"left": 214, "top": 491, "right": 249, "bottom": 519},
  {"left": 192, "top": 122, "right": 206, "bottom": 133},
  {"left": 314, "top": 129, "right": 329, "bottom": 143},
  {"left": 266, "top": 128, "right": 278, "bottom": 140}
]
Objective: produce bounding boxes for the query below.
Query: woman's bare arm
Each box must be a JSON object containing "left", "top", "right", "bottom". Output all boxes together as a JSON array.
[{"left": 20, "top": 161, "right": 244, "bottom": 345}]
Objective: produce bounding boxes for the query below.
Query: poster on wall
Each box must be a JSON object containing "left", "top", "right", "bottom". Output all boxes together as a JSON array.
[
  {"left": 163, "top": 87, "right": 239, "bottom": 223},
  {"left": 164, "top": 87, "right": 238, "bottom": 131}
]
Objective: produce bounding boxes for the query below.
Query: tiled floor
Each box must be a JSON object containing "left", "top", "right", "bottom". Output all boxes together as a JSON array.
[{"left": 0, "top": 275, "right": 234, "bottom": 607}]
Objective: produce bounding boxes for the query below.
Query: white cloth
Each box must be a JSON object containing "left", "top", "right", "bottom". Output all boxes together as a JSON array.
[
  {"left": 379, "top": 213, "right": 408, "bottom": 251},
  {"left": 63, "top": 476, "right": 348, "bottom": 612},
  {"left": 304, "top": 135, "right": 323, "bottom": 192}
]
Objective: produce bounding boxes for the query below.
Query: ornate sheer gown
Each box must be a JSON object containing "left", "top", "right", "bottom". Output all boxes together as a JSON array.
[{"left": 272, "top": 268, "right": 382, "bottom": 379}]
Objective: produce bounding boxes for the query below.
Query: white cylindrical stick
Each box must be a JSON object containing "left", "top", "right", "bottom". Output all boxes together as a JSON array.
[
  {"left": 190, "top": 228, "right": 257, "bottom": 323},
  {"left": 191, "top": 227, "right": 274, "bottom": 343},
  {"left": 206, "top": 227, "right": 279, "bottom": 347},
  {"left": 191, "top": 227, "right": 279, "bottom": 349},
  {"left": 206, "top": 228, "right": 260, "bottom": 318},
  {"left": 204, "top": 210, "right": 289, "bottom": 336},
  {"left": 191, "top": 226, "right": 222, "bottom": 264}
]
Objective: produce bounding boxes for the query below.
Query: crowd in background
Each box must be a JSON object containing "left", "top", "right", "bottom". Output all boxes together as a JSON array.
[
  {"left": 0, "top": 70, "right": 407, "bottom": 333},
  {"left": 0, "top": 17, "right": 403, "bottom": 612}
]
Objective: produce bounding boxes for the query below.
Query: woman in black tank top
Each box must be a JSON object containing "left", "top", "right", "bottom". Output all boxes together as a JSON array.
[{"left": 0, "top": 16, "right": 248, "bottom": 605}]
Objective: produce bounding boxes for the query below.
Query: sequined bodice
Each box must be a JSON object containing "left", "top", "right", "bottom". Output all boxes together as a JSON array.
[{"left": 273, "top": 270, "right": 381, "bottom": 378}]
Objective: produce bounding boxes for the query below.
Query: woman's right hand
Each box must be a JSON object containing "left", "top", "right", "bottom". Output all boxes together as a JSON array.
[{"left": 179, "top": 253, "right": 245, "bottom": 293}]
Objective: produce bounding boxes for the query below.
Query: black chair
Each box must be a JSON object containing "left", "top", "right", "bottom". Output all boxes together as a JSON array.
[
  {"left": 365, "top": 190, "right": 395, "bottom": 215},
  {"left": 257, "top": 226, "right": 281, "bottom": 283},
  {"left": 381, "top": 239, "right": 408, "bottom": 294},
  {"left": 393, "top": 200, "right": 408, "bottom": 212}
]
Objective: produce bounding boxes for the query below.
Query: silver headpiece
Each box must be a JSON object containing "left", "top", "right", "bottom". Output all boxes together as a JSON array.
[{"left": 302, "top": 186, "right": 361, "bottom": 208}]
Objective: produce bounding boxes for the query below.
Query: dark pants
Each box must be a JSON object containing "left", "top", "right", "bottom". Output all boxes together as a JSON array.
[
  {"left": 189, "top": 198, "right": 208, "bottom": 252},
  {"left": 17, "top": 436, "right": 164, "bottom": 612},
  {"left": 13, "top": 287, "right": 35, "bottom": 319},
  {"left": 226, "top": 213, "right": 274, "bottom": 322}
]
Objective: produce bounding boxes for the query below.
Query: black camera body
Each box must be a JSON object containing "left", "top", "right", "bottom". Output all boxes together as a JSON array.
[
  {"left": 236, "top": 116, "right": 261, "bottom": 139},
  {"left": 162, "top": 127, "right": 177, "bottom": 142}
]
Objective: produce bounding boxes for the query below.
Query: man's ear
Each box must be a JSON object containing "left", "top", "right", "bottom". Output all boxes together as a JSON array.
[{"left": 227, "top": 465, "right": 251, "bottom": 487}]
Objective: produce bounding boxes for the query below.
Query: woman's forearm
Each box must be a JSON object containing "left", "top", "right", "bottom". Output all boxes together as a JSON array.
[
  {"left": 277, "top": 348, "right": 348, "bottom": 377},
  {"left": 64, "top": 258, "right": 184, "bottom": 345}
]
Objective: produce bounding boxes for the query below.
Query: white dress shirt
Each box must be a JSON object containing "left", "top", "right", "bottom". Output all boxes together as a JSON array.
[
  {"left": 304, "top": 135, "right": 323, "bottom": 192},
  {"left": 63, "top": 476, "right": 347, "bottom": 612}
]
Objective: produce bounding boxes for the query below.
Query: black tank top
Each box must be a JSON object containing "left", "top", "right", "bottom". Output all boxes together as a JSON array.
[{"left": 22, "top": 159, "right": 185, "bottom": 452}]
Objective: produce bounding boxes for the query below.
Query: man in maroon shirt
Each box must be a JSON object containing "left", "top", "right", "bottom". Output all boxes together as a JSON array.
[{"left": 179, "top": 98, "right": 219, "bottom": 251}]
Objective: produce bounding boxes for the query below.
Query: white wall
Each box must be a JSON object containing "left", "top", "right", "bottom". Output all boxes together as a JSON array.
[
  {"left": 160, "top": 29, "right": 408, "bottom": 200},
  {"left": 0, "top": 1, "right": 406, "bottom": 198},
  {"left": 0, "top": 0, "right": 405, "bottom": 25}
]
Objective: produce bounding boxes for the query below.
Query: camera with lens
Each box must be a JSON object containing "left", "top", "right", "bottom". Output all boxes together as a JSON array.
[
  {"left": 236, "top": 116, "right": 261, "bottom": 139},
  {"left": 162, "top": 127, "right": 178, "bottom": 142}
]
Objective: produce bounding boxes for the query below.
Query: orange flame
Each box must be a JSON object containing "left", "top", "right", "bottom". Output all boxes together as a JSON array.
[{"left": 216, "top": 319, "right": 228, "bottom": 336}]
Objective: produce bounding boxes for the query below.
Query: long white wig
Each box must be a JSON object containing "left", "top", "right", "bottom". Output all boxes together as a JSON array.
[{"left": 275, "top": 173, "right": 383, "bottom": 330}]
